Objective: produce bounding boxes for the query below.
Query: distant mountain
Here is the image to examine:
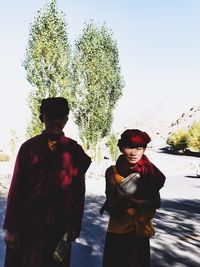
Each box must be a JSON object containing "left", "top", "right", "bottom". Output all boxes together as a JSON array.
[
  {"left": 169, "top": 105, "right": 200, "bottom": 132},
  {"left": 118, "top": 104, "right": 200, "bottom": 148}
]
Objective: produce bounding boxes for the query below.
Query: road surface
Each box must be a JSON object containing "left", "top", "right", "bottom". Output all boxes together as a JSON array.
[{"left": 0, "top": 150, "right": 199, "bottom": 266}]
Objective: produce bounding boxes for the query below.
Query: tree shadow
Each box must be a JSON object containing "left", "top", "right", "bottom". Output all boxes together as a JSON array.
[
  {"left": 1, "top": 195, "right": 200, "bottom": 267},
  {"left": 185, "top": 175, "right": 200, "bottom": 179},
  {"left": 73, "top": 197, "right": 200, "bottom": 267},
  {"left": 158, "top": 146, "right": 200, "bottom": 158},
  {"left": 151, "top": 199, "right": 200, "bottom": 267},
  {"left": 71, "top": 194, "right": 107, "bottom": 267},
  {"left": 0, "top": 194, "right": 107, "bottom": 267}
]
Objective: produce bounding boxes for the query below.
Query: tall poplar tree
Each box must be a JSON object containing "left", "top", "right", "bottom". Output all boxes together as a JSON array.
[
  {"left": 23, "top": 0, "right": 72, "bottom": 137},
  {"left": 72, "top": 22, "right": 124, "bottom": 156}
]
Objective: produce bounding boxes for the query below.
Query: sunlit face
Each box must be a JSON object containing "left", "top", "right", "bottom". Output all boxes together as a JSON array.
[
  {"left": 42, "top": 114, "right": 68, "bottom": 137},
  {"left": 122, "top": 146, "right": 146, "bottom": 165}
]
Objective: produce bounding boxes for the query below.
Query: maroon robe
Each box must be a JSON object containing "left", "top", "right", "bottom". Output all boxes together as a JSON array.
[{"left": 3, "top": 131, "right": 91, "bottom": 267}]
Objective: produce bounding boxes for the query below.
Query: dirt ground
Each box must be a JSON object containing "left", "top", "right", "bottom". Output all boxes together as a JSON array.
[{"left": 0, "top": 149, "right": 200, "bottom": 266}]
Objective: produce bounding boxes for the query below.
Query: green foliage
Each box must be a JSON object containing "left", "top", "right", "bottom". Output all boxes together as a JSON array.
[
  {"left": 106, "top": 133, "right": 120, "bottom": 161},
  {"left": 167, "top": 121, "right": 200, "bottom": 152},
  {"left": 187, "top": 122, "right": 200, "bottom": 151},
  {"left": 23, "top": 0, "right": 72, "bottom": 137},
  {"left": 25, "top": 93, "right": 43, "bottom": 137},
  {"left": 72, "top": 21, "right": 124, "bottom": 151},
  {"left": 167, "top": 128, "right": 188, "bottom": 151},
  {"left": 0, "top": 153, "right": 10, "bottom": 162}
]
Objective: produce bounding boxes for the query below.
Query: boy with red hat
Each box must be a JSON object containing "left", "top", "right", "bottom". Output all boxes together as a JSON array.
[{"left": 101, "top": 129, "right": 166, "bottom": 267}]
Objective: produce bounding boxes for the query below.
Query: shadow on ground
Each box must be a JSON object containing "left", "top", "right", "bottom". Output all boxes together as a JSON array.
[
  {"left": 71, "top": 194, "right": 107, "bottom": 267},
  {"left": 151, "top": 199, "right": 200, "bottom": 267},
  {"left": 0, "top": 195, "right": 199, "bottom": 267},
  {"left": 185, "top": 175, "right": 200, "bottom": 179},
  {"left": 158, "top": 146, "right": 200, "bottom": 158},
  {"left": 72, "top": 196, "right": 200, "bottom": 267}
]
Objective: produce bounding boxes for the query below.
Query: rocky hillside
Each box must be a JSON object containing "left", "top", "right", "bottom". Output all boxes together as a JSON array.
[
  {"left": 120, "top": 105, "right": 200, "bottom": 148},
  {"left": 169, "top": 105, "right": 200, "bottom": 132}
]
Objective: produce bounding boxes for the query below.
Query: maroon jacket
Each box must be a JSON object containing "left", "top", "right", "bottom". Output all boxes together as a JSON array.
[{"left": 3, "top": 131, "right": 91, "bottom": 236}]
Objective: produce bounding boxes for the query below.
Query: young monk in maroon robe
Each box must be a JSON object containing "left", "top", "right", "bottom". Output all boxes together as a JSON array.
[
  {"left": 101, "top": 129, "right": 166, "bottom": 267},
  {"left": 3, "top": 97, "right": 91, "bottom": 267}
]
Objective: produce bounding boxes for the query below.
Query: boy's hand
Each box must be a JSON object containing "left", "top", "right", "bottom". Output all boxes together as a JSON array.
[
  {"left": 4, "top": 231, "right": 20, "bottom": 249},
  {"left": 70, "top": 230, "right": 80, "bottom": 242},
  {"left": 116, "top": 186, "right": 129, "bottom": 200}
]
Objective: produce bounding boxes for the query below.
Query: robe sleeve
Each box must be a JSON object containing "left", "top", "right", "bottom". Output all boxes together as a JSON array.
[
  {"left": 101, "top": 166, "right": 132, "bottom": 215},
  {"left": 135, "top": 162, "right": 166, "bottom": 209},
  {"left": 149, "top": 163, "right": 166, "bottom": 191},
  {"left": 71, "top": 173, "right": 86, "bottom": 235},
  {"left": 74, "top": 143, "right": 91, "bottom": 175}
]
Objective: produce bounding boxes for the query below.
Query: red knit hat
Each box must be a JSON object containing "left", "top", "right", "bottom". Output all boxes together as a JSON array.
[{"left": 118, "top": 129, "right": 151, "bottom": 149}]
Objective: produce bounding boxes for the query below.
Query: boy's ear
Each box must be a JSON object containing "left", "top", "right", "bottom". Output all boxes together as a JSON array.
[{"left": 39, "top": 114, "right": 44, "bottom": 123}]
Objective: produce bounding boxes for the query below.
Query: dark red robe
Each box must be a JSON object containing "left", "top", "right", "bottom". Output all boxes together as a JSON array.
[{"left": 3, "top": 131, "right": 91, "bottom": 267}]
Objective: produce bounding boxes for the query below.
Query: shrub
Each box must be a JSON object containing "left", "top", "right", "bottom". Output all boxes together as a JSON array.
[
  {"left": 106, "top": 133, "right": 120, "bottom": 161},
  {"left": 187, "top": 122, "right": 200, "bottom": 152},
  {"left": 0, "top": 153, "right": 10, "bottom": 162},
  {"left": 167, "top": 128, "right": 188, "bottom": 151}
]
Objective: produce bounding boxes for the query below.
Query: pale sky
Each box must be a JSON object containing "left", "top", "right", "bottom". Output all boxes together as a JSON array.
[{"left": 0, "top": 0, "right": 200, "bottom": 146}]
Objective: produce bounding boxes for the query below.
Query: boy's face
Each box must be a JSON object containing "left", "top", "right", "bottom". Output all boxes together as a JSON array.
[
  {"left": 42, "top": 113, "right": 68, "bottom": 137},
  {"left": 122, "top": 147, "right": 146, "bottom": 165}
]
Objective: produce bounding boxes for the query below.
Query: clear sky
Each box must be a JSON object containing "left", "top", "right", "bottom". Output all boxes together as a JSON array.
[{"left": 0, "top": 0, "right": 200, "bottom": 146}]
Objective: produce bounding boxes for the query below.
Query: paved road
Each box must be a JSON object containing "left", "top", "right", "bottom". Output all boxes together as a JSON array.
[{"left": 0, "top": 151, "right": 200, "bottom": 266}]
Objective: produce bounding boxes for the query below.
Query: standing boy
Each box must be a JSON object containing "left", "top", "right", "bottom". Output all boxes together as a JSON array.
[
  {"left": 101, "top": 129, "right": 166, "bottom": 267},
  {"left": 3, "top": 97, "right": 91, "bottom": 267}
]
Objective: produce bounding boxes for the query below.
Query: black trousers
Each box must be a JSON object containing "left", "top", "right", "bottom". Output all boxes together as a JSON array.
[{"left": 103, "top": 232, "right": 150, "bottom": 267}]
